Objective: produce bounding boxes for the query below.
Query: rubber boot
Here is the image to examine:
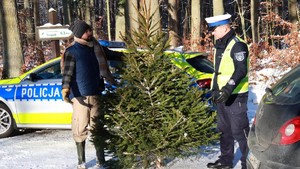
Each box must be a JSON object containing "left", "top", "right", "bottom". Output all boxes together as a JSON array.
[
  {"left": 76, "top": 141, "right": 86, "bottom": 169},
  {"left": 95, "top": 144, "right": 105, "bottom": 166},
  {"left": 95, "top": 118, "right": 106, "bottom": 167}
]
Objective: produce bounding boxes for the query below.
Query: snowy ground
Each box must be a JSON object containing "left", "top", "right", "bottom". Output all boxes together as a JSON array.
[{"left": 0, "top": 85, "right": 266, "bottom": 169}]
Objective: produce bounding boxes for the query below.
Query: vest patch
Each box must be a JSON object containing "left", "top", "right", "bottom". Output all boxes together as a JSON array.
[{"left": 234, "top": 52, "right": 246, "bottom": 61}]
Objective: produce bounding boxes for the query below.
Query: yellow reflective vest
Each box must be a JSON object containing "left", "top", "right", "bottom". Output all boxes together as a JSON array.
[{"left": 213, "top": 36, "right": 249, "bottom": 94}]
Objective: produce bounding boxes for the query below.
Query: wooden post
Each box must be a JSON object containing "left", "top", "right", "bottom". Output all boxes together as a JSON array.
[{"left": 48, "top": 8, "right": 60, "bottom": 58}]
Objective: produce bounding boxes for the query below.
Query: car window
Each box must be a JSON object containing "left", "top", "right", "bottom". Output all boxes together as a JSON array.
[
  {"left": 268, "top": 65, "right": 300, "bottom": 104},
  {"left": 34, "top": 61, "right": 62, "bottom": 80},
  {"left": 186, "top": 56, "right": 214, "bottom": 73}
]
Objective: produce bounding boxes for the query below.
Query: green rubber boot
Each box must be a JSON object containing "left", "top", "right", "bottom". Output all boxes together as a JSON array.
[
  {"left": 76, "top": 141, "right": 86, "bottom": 169},
  {"left": 95, "top": 144, "right": 105, "bottom": 166}
]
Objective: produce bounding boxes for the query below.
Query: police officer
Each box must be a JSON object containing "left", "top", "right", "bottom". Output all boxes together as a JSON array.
[{"left": 205, "top": 14, "right": 250, "bottom": 169}]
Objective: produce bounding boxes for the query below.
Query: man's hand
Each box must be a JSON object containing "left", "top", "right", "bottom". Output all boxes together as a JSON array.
[
  {"left": 61, "top": 88, "right": 72, "bottom": 104},
  {"left": 212, "top": 88, "right": 230, "bottom": 103}
]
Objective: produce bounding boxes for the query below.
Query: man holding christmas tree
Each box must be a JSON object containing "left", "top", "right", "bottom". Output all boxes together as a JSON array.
[{"left": 205, "top": 14, "right": 250, "bottom": 169}]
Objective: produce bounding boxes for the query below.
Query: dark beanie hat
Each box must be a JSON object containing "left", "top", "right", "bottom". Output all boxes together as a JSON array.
[{"left": 69, "top": 20, "right": 91, "bottom": 38}]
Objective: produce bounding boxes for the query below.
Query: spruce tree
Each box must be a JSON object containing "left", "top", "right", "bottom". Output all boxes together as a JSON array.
[{"left": 92, "top": 2, "right": 219, "bottom": 168}]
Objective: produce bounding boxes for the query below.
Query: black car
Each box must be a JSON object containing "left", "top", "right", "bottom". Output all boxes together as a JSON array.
[{"left": 247, "top": 65, "right": 300, "bottom": 169}]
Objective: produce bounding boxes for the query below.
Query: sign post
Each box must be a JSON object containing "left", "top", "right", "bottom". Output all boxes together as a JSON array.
[
  {"left": 36, "top": 8, "right": 74, "bottom": 58},
  {"left": 49, "top": 9, "right": 60, "bottom": 58}
]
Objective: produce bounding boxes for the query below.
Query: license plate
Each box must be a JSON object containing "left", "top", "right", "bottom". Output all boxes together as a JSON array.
[{"left": 247, "top": 151, "right": 260, "bottom": 169}]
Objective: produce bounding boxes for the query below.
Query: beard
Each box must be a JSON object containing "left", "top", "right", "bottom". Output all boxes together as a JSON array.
[{"left": 86, "top": 35, "right": 93, "bottom": 42}]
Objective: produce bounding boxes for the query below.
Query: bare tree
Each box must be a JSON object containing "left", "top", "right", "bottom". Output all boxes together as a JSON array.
[
  {"left": 288, "top": 0, "right": 298, "bottom": 31},
  {"left": 168, "top": 0, "right": 179, "bottom": 48},
  {"left": 0, "top": 0, "right": 24, "bottom": 78},
  {"left": 190, "top": 0, "right": 201, "bottom": 51},
  {"left": 182, "top": 0, "right": 190, "bottom": 42},
  {"left": 90, "top": 0, "right": 96, "bottom": 36},
  {"left": 52, "top": 0, "right": 58, "bottom": 9},
  {"left": 236, "top": 0, "right": 247, "bottom": 40},
  {"left": 251, "top": 0, "right": 259, "bottom": 43},
  {"left": 85, "top": 0, "right": 91, "bottom": 24},
  {"left": 106, "top": 0, "right": 111, "bottom": 40},
  {"left": 115, "top": 2, "right": 126, "bottom": 41},
  {"left": 33, "top": 0, "right": 41, "bottom": 26},
  {"left": 125, "top": 0, "right": 139, "bottom": 35},
  {"left": 24, "top": 0, "right": 34, "bottom": 43},
  {"left": 62, "top": 0, "right": 71, "bottom": 24},
  {"left": 213, "top": 0, "right": 224, "bottom": 16},
  {"left": 149, "top": 0, "right": 162, "bottom": 31}
]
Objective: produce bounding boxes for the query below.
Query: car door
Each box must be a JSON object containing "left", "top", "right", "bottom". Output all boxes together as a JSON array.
[{"left": 14, "top": 60, "right": 72, "bottom": 129}]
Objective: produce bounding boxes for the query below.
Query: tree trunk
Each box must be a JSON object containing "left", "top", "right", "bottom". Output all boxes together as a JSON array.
[
  {"left": 191, "top": 0, "right": 201, "bottom": 51},
  {"left": 0, "top": 4, "right": 3, "bottom": 79},
  {"left": 168, "top": 0, "right": 179, "bottom": 48},
  {"left": 0, "top": 0, "right": 24, "bottom": 78},
  {"left": 125, "top": 0, "right": 139, "bottom": 35},
  {"left": 62, "top": 0, "right": 69, "bottom": 24},
  {"left": 53, "top": 0, "right": 58, "bottom": 9},
  {"left": 90, "top": 0, "right": 97, "bottom": 37},
  {"left": 24, "top": 0, "right": 34, "bottom": 42},
  {"left": 106, "top": 0, "right": 111, "bottom": 40},
  {"left": 33, "top": 0, "right": 40, "bottom": 26},
  {"left": 84, "top": 0, "right": 91, "bottom": 24},
  {"left": 251, "top": 0, "right": 259, "bottom": 43},
  {"left": 237, "top": 0, "right": 247, "bottom": 40},
  {"left": 33, "top": 0, "right": 45, "bottom": 65},
  {"left": 115, "top": 7, "right": 126, "bottom": 41},
  {"left": 149, "top": 0, "right": 162, "bottom": 32},
  {"left": 78, "top": 0, "right": 83, "bottom": 19},
  {"left": 288, "top": 0, "right": 298, "bottom": 31},
  {"left": 213, "top": 0, "right": 224, "bottom": 16},
  {"left": 182, "top": 0, "right": 190, "bottom": 42},
  {"left": 45, "top": 0, "right": 50, "bottom": 10}
]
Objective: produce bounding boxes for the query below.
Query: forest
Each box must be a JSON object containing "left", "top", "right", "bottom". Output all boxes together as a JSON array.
[{"left": 0, "top": 0, "right": 300, "bottom": 83}]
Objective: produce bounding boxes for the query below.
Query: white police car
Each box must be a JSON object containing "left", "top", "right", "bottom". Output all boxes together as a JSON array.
[
  {"left": 0, "top": 41, "right": 125, "bottom": 138},
  {"left": 0, "top": 57, "right": 73, "bottom": 138}
]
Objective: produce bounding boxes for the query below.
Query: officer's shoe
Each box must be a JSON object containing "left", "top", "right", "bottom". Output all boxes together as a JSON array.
[{"left": 207, "top": 160, "right": 232, "bottom": 169}]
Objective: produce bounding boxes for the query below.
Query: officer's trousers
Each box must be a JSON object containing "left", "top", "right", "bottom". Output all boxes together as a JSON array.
[{"left": 216, "top": 94, "right": 250, "bottom": 169}]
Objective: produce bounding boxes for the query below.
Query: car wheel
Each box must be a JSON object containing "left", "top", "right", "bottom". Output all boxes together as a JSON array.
[{"left": 0, "top": 103, "right": 16, "bottom": 138}]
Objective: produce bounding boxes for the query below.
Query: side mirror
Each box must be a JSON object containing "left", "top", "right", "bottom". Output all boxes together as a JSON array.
[
  {"left": 265, "top": 87, "right": 273, "bottom": 95},
  {"left": 25, "top": 73, "right": 39, "bottom": 81}
]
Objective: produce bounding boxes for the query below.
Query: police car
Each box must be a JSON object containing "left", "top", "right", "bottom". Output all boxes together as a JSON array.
[
  {"left": 164, "top": 50, "right": 213, "bottom": 88},
  {"left": 0, "top": 43, "right": 213, "bottom": 138},
  {"left": 0, "top": 57, "right": 72, "bottom": 138}
]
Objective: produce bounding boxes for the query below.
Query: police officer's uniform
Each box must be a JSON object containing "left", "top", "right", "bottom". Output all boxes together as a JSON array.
[{"left": 206, "top": 14, "right": 250, "bottom": 169}]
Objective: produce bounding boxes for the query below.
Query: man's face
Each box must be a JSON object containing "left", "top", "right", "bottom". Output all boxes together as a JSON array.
[
  {"left": 211, "top": 25, "right": 226, "bottom": 40},
  {"left": 82, "top": 29, "right": 93, "bottom": 41}
]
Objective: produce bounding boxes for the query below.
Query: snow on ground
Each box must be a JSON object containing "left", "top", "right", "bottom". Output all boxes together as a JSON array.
[{"left": 0, "top": 84, "right": 266, "bottom": 169}]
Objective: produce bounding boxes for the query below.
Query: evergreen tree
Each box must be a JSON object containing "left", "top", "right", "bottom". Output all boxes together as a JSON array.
[{"left": 92, "top": 2, "right": 219, "bottom": 168}]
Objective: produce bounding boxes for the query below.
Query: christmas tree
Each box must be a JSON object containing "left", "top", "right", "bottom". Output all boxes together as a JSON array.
[{"left": 92, "top": 1, "right": 219, "bottom": 168}]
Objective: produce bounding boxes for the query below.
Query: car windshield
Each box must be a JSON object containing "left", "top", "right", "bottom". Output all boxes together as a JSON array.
[{"left": 266, "top": 65, "right": 300, "bottom": 104}]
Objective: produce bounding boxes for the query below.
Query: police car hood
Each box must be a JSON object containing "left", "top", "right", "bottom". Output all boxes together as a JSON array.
[{"left": 0, "top": 77, "right": 22, "bottom": 85}]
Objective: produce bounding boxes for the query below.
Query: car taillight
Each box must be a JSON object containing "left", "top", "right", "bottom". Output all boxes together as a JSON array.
[
  {"left": 196, "top": 79, "right": 211, "bottom": 89},
  {"left": 278, "top": 116, "right": 300, "bottom": 145},
  {"left": 253, "top": 115, "right": 256, "bottom": 125}
]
